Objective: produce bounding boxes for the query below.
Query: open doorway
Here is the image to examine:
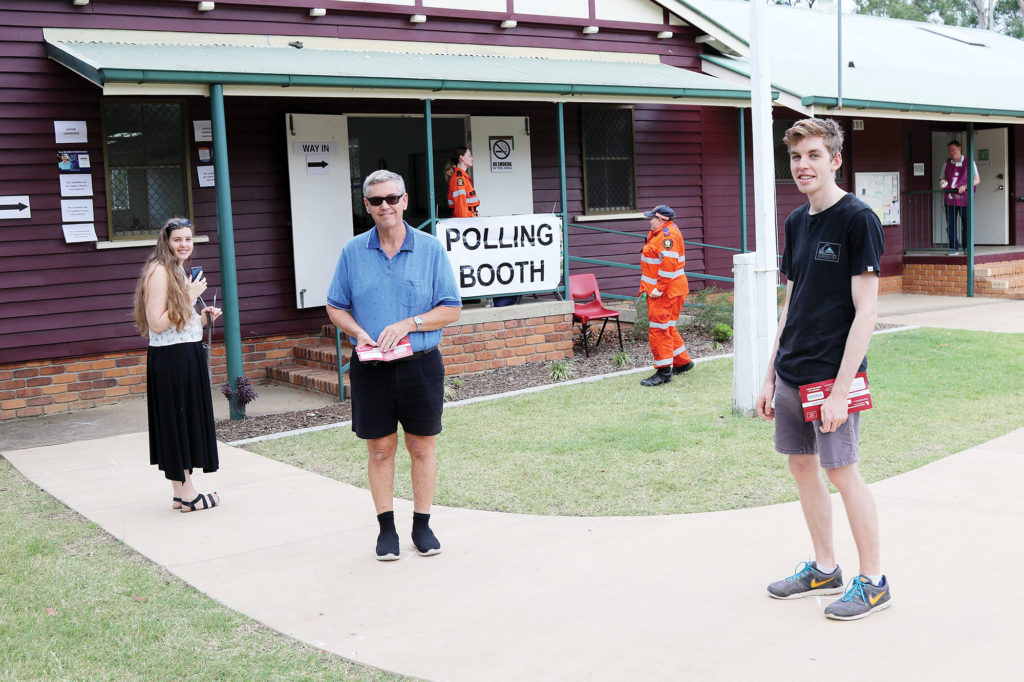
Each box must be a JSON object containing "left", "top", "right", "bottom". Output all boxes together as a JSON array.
[
  {"left": 931, "top": 129, "right": 1009, "bottom": 246},
  {"left": 348, "top": 116, "right": 468, "bottom": 233}
]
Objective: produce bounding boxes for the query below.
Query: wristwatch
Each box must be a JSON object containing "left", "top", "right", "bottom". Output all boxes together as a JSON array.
[{"left": 413, "top": 315, "right": 424, "bottom": 331}]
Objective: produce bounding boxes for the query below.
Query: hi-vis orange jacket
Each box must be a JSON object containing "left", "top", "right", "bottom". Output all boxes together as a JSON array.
[
  {"left": 447, "top": 167, "right": 480, "bottom": 217},
  {"left": 639, "top": 220, "right": 688, "bottom": 299}
]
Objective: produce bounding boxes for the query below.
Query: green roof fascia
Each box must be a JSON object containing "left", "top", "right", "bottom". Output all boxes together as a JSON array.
[
  {"left": 81, "top": 66, "right": 753, "bottom": 100},
  {"left": 801, "top": 96, "right": 1024, "bottom": 119}
]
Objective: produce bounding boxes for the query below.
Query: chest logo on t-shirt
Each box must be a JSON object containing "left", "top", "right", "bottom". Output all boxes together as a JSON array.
[{"left": 815, "top": 241, "right": 841, "bottom": 263}]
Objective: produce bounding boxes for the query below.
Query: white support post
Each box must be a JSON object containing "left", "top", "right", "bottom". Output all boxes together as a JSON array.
[{"left": 734, "top": 0, "right": 780, "bottom": 416}]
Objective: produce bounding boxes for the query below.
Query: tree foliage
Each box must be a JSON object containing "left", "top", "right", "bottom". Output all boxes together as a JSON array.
[{"left": 853, "top": 0, "right": 1024, "bottom": 38}]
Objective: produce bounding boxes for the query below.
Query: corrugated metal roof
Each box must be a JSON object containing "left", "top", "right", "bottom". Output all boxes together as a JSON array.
[
  {"left": 657, "top": 0, "right": 1024, "bottom": 120},
  {"left": 43, "top": 28, "right": 755, "bottom": 105}
]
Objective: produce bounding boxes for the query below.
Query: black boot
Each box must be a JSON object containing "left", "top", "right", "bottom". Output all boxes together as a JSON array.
[
  {"left": 672, "top": 361, "right": 695, "bottom": 375},
  {"left": 640, "top": 368, "right": 672, "bottom": 386}
]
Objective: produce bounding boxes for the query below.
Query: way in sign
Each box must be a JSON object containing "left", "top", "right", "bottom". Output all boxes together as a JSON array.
[{"left": 293, "top": 142, "right": 335, "bottom": 155}]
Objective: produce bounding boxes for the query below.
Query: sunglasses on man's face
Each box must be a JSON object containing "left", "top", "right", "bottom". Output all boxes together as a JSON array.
[{"left": 366, "top": 194, "right": 404, "bottom": 207}]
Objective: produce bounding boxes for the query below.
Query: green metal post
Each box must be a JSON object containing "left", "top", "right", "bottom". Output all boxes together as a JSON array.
[
  {"left": 209, "top": 84, "right": 244, "bottom": 419},
  {"left": 425, "top": 99, "right": 437, "bottom": 235},
  {"left": 335, "top": 328, "right": 346, "bottom": 403},
  {"left": 966, "top": 122, "right": 975, "bottom": 297},
  {"left": 557, "top": 102, "right": 570, "bottom": 300},
  {"left": 739, "top": 107, "right": 748, "bottom": 253}
]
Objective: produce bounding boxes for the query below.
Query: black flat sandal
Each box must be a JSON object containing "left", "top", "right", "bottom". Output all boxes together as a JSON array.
[{"left": 180, "top": 492, "right": 219, "bottom": 513}]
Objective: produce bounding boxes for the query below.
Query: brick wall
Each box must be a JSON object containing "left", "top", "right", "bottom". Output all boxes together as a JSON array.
[
  {"left": 442, "top": 311, "right": 574, "bottom": 376},
  {"left": 902, "top": 263, "right": 966, "bottom": 296},
  {"left": 878, "top": 275, "right": 903, "bottom": 295},
  {"left": 0, "top": 334, "right": 318, "bottom": 421}
]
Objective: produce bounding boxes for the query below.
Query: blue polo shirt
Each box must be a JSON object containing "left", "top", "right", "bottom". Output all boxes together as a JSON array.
[{"left": 327, "top": 223, "right": 461, "bottom": 352}]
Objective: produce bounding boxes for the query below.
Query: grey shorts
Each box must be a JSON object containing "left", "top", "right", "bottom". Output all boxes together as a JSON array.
[{"left": 773, "top": 379, "right": 861, "bottom": 469}]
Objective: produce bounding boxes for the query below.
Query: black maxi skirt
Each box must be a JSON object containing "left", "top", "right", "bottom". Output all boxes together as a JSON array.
[{"left": 146, "top": 340, "right": 219, "bottom": 482}]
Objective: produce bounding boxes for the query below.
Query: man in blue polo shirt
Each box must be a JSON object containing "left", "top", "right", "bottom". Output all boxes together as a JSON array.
[{"left": 327, "top": 169, "right": 462, "bottom": 561}]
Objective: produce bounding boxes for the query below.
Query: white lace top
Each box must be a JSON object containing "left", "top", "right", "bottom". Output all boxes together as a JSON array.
[{"left": 148, "top": 267, "right": 204, "bottom": 346}]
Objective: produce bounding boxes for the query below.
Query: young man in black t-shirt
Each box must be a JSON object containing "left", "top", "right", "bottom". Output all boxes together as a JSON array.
[{"left": 756, "top": 118, "right": 892, "bottom": 620}]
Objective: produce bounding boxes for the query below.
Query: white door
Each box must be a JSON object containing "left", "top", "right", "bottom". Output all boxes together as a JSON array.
[
  {"left": 469, "top": 116, "right": 534, "bottom": 216},
  {"left": 973, "top": 127, "right": 1009, "bottom": 245},
  {"left": 285, "top": 114, "right": 353, "bottom": 308}
]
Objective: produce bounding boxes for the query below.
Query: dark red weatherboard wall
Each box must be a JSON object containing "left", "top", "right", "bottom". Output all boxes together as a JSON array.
[{"left": 0, "top": 0, "right": 716, "bottom": 365}]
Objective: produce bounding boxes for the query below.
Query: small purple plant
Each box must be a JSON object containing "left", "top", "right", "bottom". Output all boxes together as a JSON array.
[{"left": 221, "top": 375, "right": 259, "bottom": 408}]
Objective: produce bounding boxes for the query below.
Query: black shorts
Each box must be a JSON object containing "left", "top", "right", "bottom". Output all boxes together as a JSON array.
[{"left": 349, "top": 348, "right": 445, "bottom": 440}]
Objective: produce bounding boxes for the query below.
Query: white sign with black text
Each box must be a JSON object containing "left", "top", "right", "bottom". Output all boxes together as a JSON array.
[
  {"left": 489, "top": 136, "right": 513, "bottom": 173},
  {"left": 62, "top": 223, "right": 98, "bottom": 243},
  {"left": 60, "top": 198, "right": 94, "bottom": 223},
  {"left": 54, "top": 120, "right": 87, "bottom": 144},
  {"left": 440, "top": 213, "right": 562, "bottom": 298},
  {"left": 59, "top": 174, "right": 93, "bottom": 197}
]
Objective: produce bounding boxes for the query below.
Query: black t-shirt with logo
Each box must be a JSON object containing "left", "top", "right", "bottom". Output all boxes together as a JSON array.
[{"left": 776, "top": 193, "right": 884, "bottom": 387}]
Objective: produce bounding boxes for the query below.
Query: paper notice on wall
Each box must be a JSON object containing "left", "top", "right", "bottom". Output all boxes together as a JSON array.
[
  {"left": 197, "top": 166, "right": 215, "bottom": 187},
  {"left": 193, "top": 120, "right": 212, "bottom": 141},
  {"left": 54, "top": 120, "right": 88, "bottom": 144},
  {"left": 59, "top": 174, "right": 93, "bottom": 197},
  {"left": 60, "top": 198, "right": 94, "bottom": 222},
  {"left": 62, "top": 223, "right": 98, "bottom": 243}
]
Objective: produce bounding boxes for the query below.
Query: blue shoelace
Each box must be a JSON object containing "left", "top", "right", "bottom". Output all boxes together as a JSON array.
[
  {"left": 786, "top": 561, "right": 814, "bottom": 582},
  {"left": 839, "top": 577, "right": 868, "bottom": 603}
]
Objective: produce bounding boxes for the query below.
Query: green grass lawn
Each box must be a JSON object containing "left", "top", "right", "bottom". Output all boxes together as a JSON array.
[
  {"left": 0, "top": 457, "right": 409, "bottom": 681},
  {"left": 250, "top": 328, "right": 1024, "bottom": 516}
]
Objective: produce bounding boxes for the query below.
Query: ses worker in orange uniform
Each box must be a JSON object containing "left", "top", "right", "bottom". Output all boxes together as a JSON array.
[
  {"left": 638, "top": 205, "right": 693, "bottom": 387},
  {"left": 445, "top": 146, "right": 480, "bottom": 218}
]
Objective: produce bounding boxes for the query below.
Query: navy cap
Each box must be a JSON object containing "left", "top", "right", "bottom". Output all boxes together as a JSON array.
[{"left": 643, "top": 205, "right": 675, "bottom": 220}]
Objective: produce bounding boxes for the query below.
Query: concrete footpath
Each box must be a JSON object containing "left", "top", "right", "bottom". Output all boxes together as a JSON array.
[{"left": 3, "top": 294, "right": 1024, "bottom": 680}]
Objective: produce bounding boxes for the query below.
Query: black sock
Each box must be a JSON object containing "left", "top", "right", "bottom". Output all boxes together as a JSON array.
[
  {"left": 376, "top": 511, "right": 399, "bottom": 557},
  {"left": 411, "top": 512, "right": 440, "bottom": 554}
]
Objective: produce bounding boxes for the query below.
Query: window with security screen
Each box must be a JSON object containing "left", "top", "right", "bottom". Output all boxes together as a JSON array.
[
  {"left": 102, "top": 100, "right": 190, "bottom": 237},
  {"left": 581, "top": 106, "right": 636, "bottom": 213}
]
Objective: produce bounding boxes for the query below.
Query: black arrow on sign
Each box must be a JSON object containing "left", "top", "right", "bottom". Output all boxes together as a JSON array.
[
  {"left": 306, "top": 161, "right": 329, "bottom": 169},
  {"left": 0, "top": 202, "right": 28, "bottom": 212}
]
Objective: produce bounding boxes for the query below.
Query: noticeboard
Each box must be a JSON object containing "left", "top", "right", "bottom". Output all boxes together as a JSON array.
[{"left": 854, "top": 171, "right": 900, "bottom": 226}]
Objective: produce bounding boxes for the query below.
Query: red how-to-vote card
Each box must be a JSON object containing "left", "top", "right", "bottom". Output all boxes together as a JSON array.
[
  {"left": 799, "top": 372, "right": 872, "bottom": 423},
  {"left": 355, "top": 335, "right": 413, "bottom": 363}
]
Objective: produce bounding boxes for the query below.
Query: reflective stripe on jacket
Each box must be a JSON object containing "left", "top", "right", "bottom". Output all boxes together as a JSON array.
[
  {"left": 639, "top": 220, "right": 688, "bottom": 299},
  {"left": 447, "top": 167, "right": 480, "bottom": 217}
]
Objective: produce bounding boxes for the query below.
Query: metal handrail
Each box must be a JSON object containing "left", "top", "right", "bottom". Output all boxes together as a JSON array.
[{"left": 568, "top": 222, "right": 742, "bottom": 253}]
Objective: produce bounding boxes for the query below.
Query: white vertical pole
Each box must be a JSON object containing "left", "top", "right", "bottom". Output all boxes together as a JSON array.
[{"left": 734, "top": 0, "right": 780, "bottom": 416}]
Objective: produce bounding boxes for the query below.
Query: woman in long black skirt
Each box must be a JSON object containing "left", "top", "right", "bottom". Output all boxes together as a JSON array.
[{"left": 133, "top": 217, "right": 223, "bottom": 512}]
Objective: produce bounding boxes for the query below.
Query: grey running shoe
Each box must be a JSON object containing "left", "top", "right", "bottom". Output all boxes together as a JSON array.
[
  {"left": 824, "top": 575, "right": 892, "bottom": 620},
  {"left": 767, "top": 561, "right": 844, "bottom": 599}
]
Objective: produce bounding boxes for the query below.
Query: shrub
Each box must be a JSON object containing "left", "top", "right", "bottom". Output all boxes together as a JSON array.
[
  {"left": 711, "top": 322, "right": 733, "bottom": 343},
  {"left": 631, "top": 296, "right": 649, "bottom": 341},
  {"left": 611, "top": 351, "right": 633, "bottom": 368},
  {"left": 220, "top": 375, "right": 259, "bottom": 408},
  {"left": 549, "top": 359, "right": 576, "bottom": 382},
  {"left": 684, "top": 287, "right": 733, "bottom": 335}
]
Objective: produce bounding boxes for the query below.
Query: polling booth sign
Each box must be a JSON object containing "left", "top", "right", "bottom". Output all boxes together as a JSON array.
[{"left": 440, "top": 213, "right": 563, "bottom": 299}]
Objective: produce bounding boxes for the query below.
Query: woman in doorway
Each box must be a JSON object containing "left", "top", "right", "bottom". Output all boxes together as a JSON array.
[
  {"left": 445, "top": 146, "right": 480, "bottom": 218},
  {"left": 133, "top": 217, "right": 223, "bottom": 513}
]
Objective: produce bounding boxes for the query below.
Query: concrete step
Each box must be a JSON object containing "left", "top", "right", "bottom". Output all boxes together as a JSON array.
[
  {"left": 266, "top": 362, "right": 348, "bottom": 398},
  {"left": 976, "top": 272, "right": 1024, "bottom": 297},
  {"left": 974, "top": 259, "right": 1024, "bottom": 278}
]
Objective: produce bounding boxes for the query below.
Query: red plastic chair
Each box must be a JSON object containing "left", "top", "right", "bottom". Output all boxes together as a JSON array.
[{"left": 569, "top": 273, "right": 623, "bottom": 357}]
